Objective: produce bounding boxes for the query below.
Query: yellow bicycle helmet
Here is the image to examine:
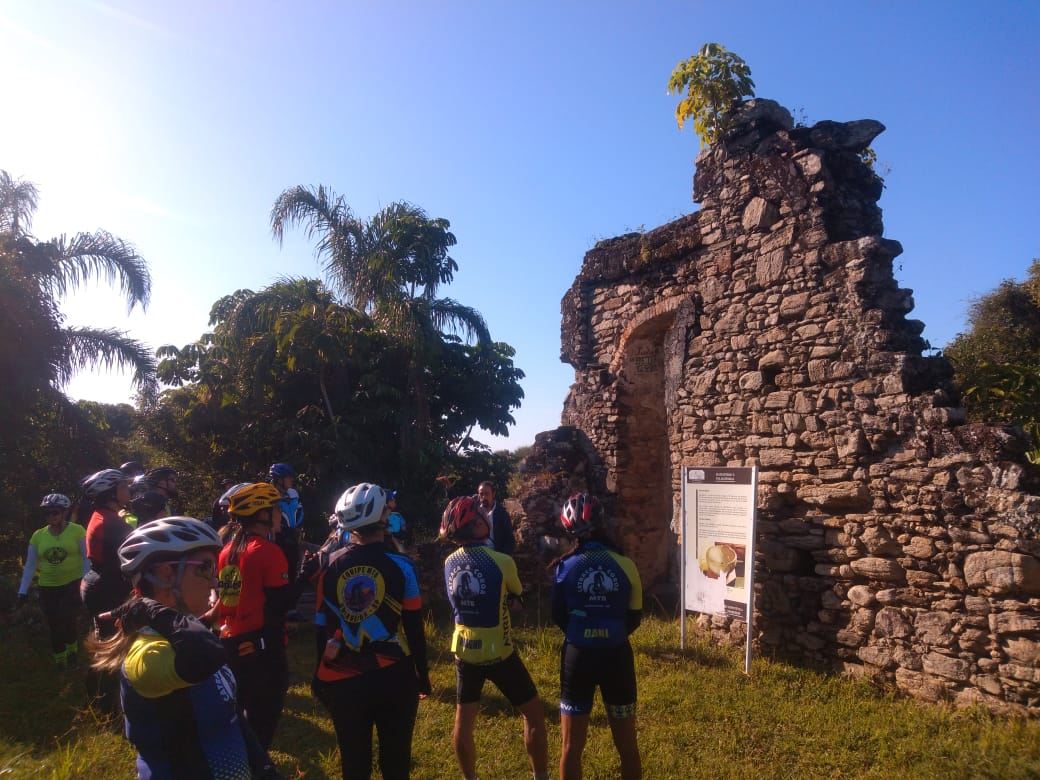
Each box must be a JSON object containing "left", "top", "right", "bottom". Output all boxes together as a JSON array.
[{"left": 227, "top": 482, "right": 282, "bottom": 518}]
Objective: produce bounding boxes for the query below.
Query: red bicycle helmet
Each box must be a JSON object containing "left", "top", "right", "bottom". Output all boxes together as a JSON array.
[
  {"left": 439, "top": 495, "right": 490, "bottom": 543},
  {"left": 560, "top": 493, "right": 602, "bottom": 537}
]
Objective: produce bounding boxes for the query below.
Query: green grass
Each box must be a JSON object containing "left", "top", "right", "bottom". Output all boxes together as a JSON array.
[{"left": 1, "top": 612, "right": 1039, "bottom": 779}]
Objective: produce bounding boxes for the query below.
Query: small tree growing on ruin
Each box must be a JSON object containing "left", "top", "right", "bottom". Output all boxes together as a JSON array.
[{"left": 668, "top": 43, "right": 755, "bottom": 147}]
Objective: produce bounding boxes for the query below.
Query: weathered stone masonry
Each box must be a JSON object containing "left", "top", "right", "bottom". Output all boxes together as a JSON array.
[{"left": 515, "top": 99, "right": 1040, "bottom": 714}]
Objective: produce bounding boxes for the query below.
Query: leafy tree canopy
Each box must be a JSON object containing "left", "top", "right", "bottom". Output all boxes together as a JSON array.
[
  {"left": 947, "top": 259, "right": 1040, "bottom": 459},
  {"left": 668, "top": 43, "right": 755, "bottom": 147}
]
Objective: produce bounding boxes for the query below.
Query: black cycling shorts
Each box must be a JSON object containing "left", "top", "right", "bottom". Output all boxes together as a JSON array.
[
  {"left": 559, "top": 641, "right": 637, "bottom": 718},
  {"left": 455, "top": 652, "right": 537, "bottom": 706}
]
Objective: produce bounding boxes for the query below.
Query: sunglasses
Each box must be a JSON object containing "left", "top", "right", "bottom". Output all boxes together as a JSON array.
[{"left": 181, "top": 559, "right": 217, "bottom": 579}]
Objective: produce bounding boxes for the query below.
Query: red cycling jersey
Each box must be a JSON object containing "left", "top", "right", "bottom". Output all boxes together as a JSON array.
[
  {"left": 216, "top": 535, "right": 289, "bottom": 638},
  {"left": 85, "top": 508, "right": 131, "bottom": 578}
]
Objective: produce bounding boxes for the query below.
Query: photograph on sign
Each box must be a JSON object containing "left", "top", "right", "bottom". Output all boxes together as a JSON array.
[{"left": 682, "top": 467, "right": 755, "bottom": 620}]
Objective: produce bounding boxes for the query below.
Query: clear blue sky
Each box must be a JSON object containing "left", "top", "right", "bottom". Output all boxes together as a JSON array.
[{"left": 2, "top": 1, "right": 1037, "bottom": 448}]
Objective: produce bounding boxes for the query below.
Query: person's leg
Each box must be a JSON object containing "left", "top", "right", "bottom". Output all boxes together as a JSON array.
[
  {"left": 558, "top": 642, "right": 595, "bottom": 780},
  {"left": 249, "top": 647, "right": 289, "bottom": 748},
  {"left": 600, "top": 642, "right": 640, "bottom": 780},
  {"left": 374, "top": 661, "right": 419, "bottom": 780},
  {"left": 314, "top": 677, "right": 376, "bottom": 780},
  {"left": 489, "top": 653, "right": 547, "bottom": 778},
  {"left": 515, "top": 695, "right": 548, "bottom": 779},
  {"left": 37, "top": 586, "right": 66, "bottom": 662},
  {"left": 606, "top": 713, "right": 641, "bottom": 780},
  {"left": 453, "top": 659, "right": 485, "bottom": 780},
  {"left": 559, "top": 713, "right": 590, "bottom": 780},
  {"left": 454, "top": 703, "right": 480, "bottom": 780},
  {"left": 59, "top": 581, "right": 82, "bottom": 664}
]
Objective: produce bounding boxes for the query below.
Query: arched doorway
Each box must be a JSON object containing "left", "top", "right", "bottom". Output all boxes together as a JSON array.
[{"left": 613, "top": 311, "right": 675, "bottom": 589}]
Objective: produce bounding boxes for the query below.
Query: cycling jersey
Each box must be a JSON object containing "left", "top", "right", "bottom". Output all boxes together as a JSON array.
[
  {"left": 387, "top": 511, "right": 405, "bottom": 535},
  {"left": 277, "top": 488, "right": 303, "bottom": 529},
  {"left": 122, "top": 627, "right": 252, "bottom": 779},
  {"left": 552, "top": 541, "right": 642, "bottom": 648},
  {"left": 86, "top": 507, "right": 132, "bottom": 581},
  {"left": 314, "top": 543, "right": 422, "bottom": 682},
  {"left": 216, "top": 536, "right": 289, "bottom": 638},
  {"left": 444, "top": 544, "right": 520, "bottom": 664},
  {"left": 22, "top": 522, "right": 86, "bottom": 588}
]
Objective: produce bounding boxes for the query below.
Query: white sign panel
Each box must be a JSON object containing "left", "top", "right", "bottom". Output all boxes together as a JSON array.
[{"left": 681, "top": 466, "right": 757, "bottom": 621}]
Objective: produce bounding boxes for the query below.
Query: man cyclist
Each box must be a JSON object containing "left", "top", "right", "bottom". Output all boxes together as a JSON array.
[
  {"left": 552, "top": 493, "right": 642, "bottom": 780},
  {"left": 441, "top": 495, "right": 548, "bottom": 780}
]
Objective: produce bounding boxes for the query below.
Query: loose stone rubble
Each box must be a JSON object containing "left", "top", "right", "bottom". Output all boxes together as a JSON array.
[{"left": 513, "top": 98, "right": 1040, "bottom": 715}]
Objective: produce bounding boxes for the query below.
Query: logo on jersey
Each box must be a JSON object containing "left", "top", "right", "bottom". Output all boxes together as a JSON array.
[
  {"left": 337, "top": 566, "right": 384, "bottom": 623},
  {"left": 214, "top": 665, "right": 237, "bottom": 703},
  {"left": 577, "top": 565, "right": 619, "bottom": 603},
  {"left": 450, "top": 564, "right": 487, "bottom": 609},
  {"left": 217, "top": 564, "right": 242, "bottom": 607},
  {"left": 44, "top": 546, "right": 68, "bottom": 566}
]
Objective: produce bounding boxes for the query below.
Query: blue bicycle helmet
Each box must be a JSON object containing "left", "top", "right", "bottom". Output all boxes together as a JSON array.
[{"left": 269, "top": 462, "right": 296, "bottom": 480}]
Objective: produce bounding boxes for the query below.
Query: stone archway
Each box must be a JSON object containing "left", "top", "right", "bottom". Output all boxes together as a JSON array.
[{"left": 613, "top": 309, "right": 676, "bottom": 589}]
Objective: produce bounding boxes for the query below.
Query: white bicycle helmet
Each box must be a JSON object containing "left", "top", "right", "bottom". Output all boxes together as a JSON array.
[
  {"left": 218, "top": 482, "right": 252, "bottom": 509},
  {"left": 81, "top": 469, "right": 127, "bottom": 498},
  {"left": 40, "top": 493, "right": 72, "bottom": 509},
  {"left": 118, "top": 516, "right": 222, "bottom": 583},
  {"left": 334, "top": 483, "right": 387, "bottom": 532}
]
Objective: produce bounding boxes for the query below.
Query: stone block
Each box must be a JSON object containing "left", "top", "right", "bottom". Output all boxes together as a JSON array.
[
  {"left": 922, "top": 652, "right": 970, "bottom": 682},
  {"left": 874, "top": 607, "right": 912, "bottom": 639},
  {"left": 850, "top": 557, "right": 907, "bottom": 583},
  {"left": 914, "top": 611, "right": 955, "bottom": 646},
  {"left": 847, "top": 585, "right": 876, "bottom": 607},
  {"left": 964, "top": 551, "right": 1040, "bottom": 595},
  {"left": 895, "top": 668, "right": 947, "bottom": 702},
  {"left": 992, "top": 612, "right": 1040, "bottom": 635},
  {"left": 742, "top": 196, "right": 779, "bottom": 232},
  {"left": 798, "top": 482, "right": 871, "bottom": 511}
]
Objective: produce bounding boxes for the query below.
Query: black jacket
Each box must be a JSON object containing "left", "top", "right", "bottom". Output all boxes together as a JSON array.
[{"left": 488, "top": 504, "right": 515, "bottom": 555}]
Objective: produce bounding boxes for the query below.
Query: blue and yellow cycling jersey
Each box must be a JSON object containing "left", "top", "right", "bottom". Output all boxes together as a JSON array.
[
  {"left": 553, "top": 541, "right": 642, "bottom": 648},
  {"left": 121, "top": 630, "right": 251, "bottom": 779},
  {"left": 444, "top": 544, "right": 521, "bottom": 664}
]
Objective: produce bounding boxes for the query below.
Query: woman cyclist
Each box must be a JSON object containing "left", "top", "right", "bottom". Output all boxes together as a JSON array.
[
  {"left": 312, "top": 483, "right": 430, "bottom": 780},
  {"left": 90, "top": 517, "right": 280, "bottom": 779},
  {"left": 552, "top": 493, "right": 643, "bottom": 780},
  {"left": 80, "top": 468, "right": 134, "bottom": 712},
  {"left": 442, "top": 495, "right": 548, "bottom": 780},
  {"left": 16, "top": 493, "right": 89, "bottom": 666},
  {"left": 215, "top": 482, "right": 297, "bottom": 749}
]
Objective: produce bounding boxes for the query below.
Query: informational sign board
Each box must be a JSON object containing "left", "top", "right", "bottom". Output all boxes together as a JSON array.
[{"left": 680, "top": 466, "right": 758, "bottom": 673}]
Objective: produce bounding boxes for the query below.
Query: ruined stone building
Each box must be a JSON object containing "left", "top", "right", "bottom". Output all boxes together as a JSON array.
[{"left": 513, "top": 99, "right": 1040, "bottom": 714}]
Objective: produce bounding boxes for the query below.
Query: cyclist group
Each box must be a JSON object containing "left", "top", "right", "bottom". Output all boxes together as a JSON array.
[{"left": 16, "top": 462, "right": 642, "bottom": 780}]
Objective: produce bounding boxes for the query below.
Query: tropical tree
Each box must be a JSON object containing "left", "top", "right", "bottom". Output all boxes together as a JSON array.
[
  {"left": 668, "top": 43, "right": 756, "bottom": 146},
  {"left": 270, "top": 187, "right": 493, "bottom": 462},
  {"left": 0, "top": 169, "right": 156, "bottom": 402},
  {"left": 0, "top": 169, "right": 156, "bottom": 556}
]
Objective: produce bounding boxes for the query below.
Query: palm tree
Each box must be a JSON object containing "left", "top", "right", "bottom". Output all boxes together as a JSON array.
[
  {"left": 0, "top": 169, "right": 157, "bottom": 396},
  {"left": 270, "top": 186, "right": 491, "bottom": 457}
]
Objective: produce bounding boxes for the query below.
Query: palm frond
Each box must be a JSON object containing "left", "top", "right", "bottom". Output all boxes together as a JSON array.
[
  {"left": 43, "top": 231, "right": 151, "bottom": 311},
  {"left": 59, "top": 326, "right": 158, "bottom": 391},
  {"left": 0, "top": 170, "right": 39, "bottom": 235},
  {"left": 270, "top": 185, "right": 351, "bottom": 249},
  {"left": 427, "top": 298, "right": 491, "bottom": 345}
]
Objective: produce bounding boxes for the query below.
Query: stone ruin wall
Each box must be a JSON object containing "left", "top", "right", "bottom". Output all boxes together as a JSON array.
[{"left": 513, "top": 99, "right": 1040, "bottom": 715}]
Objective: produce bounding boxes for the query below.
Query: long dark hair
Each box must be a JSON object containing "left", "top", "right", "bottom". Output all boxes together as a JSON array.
[{"left": 223, "top": 513, "right": 271, "bottom": 566}]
